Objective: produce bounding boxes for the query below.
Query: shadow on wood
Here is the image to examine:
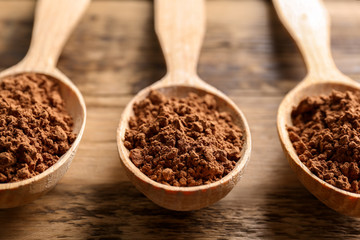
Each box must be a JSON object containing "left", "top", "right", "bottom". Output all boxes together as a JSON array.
[
  {"left": 0, "top": 5, "right": 34, "bottom": 69},
  {"left": 130, "top": 1, "right": 166, "bottom": 94},
  {"left": 263, "top": 186, "right": 360, "bottom": 239},
  {"left": 267, "top": 0, "right": 305, "bottom": 92}
]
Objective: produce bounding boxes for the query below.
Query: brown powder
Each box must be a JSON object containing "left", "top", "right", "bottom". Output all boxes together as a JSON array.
[
  {"left": 288, "top": 90, "right": 360, "bottom": 193},
  {"left": 0, "top": 73, "right": 76, "bottom": 183},
  {"left": 124, "top": 90, "right": 244, "bottom": 187}
]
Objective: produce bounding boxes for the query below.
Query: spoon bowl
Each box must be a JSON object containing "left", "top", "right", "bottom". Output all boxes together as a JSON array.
[
  {"left": 0, "top": 0, "right": 89, "bottom": 208},
  {"left": 278, "top": 78, "right": 360, "bottom": 217},
  {"left": 117, "top": 79, "right": 251, "bottom": 211},
  {"left": 117, "top": 0, "right": 251, "bottom": 211},
  {"left": 274, "top": 0, "right": 360, "bottom": 216}
]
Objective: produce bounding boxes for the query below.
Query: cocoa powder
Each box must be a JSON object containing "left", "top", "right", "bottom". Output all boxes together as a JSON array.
[
  {"left": 0, "top": 73, "right": 76, "bottom": 183},
  {"left": 288, "top": 90, "right": 360, "bottom": 193},
  {"left": 124, "top": 90, "right": 244, "bottom": 187}
]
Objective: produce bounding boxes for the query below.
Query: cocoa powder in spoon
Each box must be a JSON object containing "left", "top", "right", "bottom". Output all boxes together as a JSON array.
[
  {"left": 288, "top": 90, "right": 360, "bottom": 193},
  {"left": 124, "top": 90, "right": 244, "bottom": 187},
  {"left": 0, "top": 73, "right": 76, "bottom": 183}
]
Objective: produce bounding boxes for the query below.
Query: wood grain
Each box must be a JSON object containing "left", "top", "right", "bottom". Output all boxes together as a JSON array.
[{"left": 0, "top": 0, "right": 359, "bottom": 239}]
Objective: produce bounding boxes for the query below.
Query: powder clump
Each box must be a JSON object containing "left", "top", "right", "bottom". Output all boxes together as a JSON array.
[
  {"left": 124, "top": 90, "right": 244, "bottom": 187},
  {"left": 288, "top": 90, "right": 360, "bottom": 193},
  {"left": 0, "top": 73, "right": 76, "bottom": 183}
]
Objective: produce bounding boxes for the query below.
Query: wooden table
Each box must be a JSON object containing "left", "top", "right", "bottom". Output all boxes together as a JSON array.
[{"left": 0, "top": 0, "right": 359, "bottom": 239}]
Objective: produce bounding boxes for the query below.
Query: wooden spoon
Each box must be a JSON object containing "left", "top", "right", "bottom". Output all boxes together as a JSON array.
[
  {"left": 0, "top": 0, "right": 89, "bottom": 208},
  {"left": 274, "top": 0, "right": 360, "bottom": 216},
  {"left": 117, "top": 0, "right": 251, "bottom": 211}
]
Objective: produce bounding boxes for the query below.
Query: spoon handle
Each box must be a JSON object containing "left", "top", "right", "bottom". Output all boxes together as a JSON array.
[
  {"left": 273, "top": 0, "right": 343, "bottom": 81},
  {"left": 19, "top": 0, "right": 90, "bottom": 71},
  {"left": 155, "top": 0, "right": 205, "bottom": 85}
]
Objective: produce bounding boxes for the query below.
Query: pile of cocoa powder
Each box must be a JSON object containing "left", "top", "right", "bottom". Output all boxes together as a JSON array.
[
  {"left": 0, "top": 73, "right": 76, "bottom": 183},
  {"left": 288, "top": 90, "right": 360, "bottom": 193},
  {"left": 124, "top": 90, "right": 244, "bottom": 187}
]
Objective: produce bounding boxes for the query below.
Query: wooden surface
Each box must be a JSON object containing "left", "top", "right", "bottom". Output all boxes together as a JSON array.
[{"left": 0, "top": 0, "right": 359, "bottom": 239}]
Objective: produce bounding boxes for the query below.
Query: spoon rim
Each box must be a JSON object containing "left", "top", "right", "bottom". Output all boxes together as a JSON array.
[
  {"left": 0, "top": 70, "right": 86, "bottom": 190},
  {"left": 278, "top": 80, "right": 360, "bottom": 198},
  {"left": 117, "top": 82, "right": 252, "bottom": 192}
]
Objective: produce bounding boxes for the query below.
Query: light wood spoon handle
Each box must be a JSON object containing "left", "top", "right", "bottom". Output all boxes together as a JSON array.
[
  {"left": 155, "top": 0, "right": 205, "bottom": 84},
  {"left": 19, "top": 0, "right": 90, "bottom": 71},
  {"left": 273, "top": 0, "right": 346, "bottom": 82}
]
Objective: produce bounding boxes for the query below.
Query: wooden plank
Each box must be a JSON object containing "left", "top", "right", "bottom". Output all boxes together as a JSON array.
[{"left": 0, "top": 0, "right": 359, "bottom": 239}]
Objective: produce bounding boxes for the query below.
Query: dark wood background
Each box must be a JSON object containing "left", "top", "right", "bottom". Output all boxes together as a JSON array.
[{"left": 0, "top": 0, "right": 359, "bottom": 239}]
